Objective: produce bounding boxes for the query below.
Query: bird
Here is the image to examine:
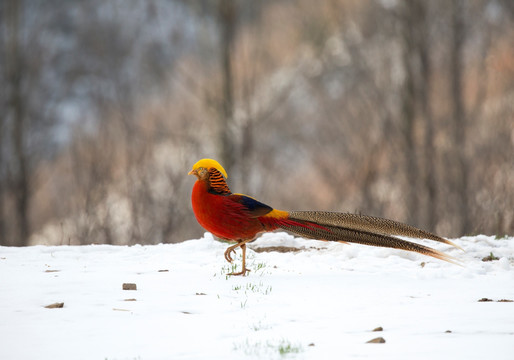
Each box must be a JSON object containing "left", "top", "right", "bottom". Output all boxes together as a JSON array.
[{"left": 188, "top": 158, "right": 460, "bottom": 276}]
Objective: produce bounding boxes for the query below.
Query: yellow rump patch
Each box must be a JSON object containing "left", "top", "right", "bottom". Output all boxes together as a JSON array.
[{"left": 266, "top": 209, "right": 289, "bottom": 219}]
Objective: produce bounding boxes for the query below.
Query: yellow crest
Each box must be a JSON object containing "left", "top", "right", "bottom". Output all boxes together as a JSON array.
[{"left": 191, "top": 159, "right": 228, "bottom": 178}]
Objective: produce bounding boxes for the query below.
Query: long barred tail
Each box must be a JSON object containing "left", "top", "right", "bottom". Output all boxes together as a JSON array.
[{"left": 278, "top": 210, "right": 460, "bottom": 264}]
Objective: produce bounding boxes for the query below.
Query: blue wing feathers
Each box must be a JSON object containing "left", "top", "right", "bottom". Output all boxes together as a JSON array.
[{"left": 231, "top": 194, "right": 273, "bottom": 217}]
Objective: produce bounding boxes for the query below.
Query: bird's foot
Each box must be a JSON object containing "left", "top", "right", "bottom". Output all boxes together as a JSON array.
[
  {"left": 224, "top": 245, "right": 239, "bottom": 263},
  {"left": 228, "top": 268, "right": 250, "bottom": 276}
]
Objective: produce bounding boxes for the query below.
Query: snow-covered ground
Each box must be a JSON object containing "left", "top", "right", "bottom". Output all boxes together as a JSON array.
[{"left": 1, "top": 233, "right": 513, "bottom": 360}]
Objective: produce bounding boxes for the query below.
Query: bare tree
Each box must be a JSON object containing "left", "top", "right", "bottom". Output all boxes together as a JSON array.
[
  {"left": 399, "top": 0, "right": 421, "bottom": 227},
  {"left": 449, "top": 0, "right": 471, "bottom": 235},
  {"left": 0, "top": 3, "right": 8, "bottom": 245},
  {"left": 398, "top": 0, "right": 437, "bottom": 231},
  {"left": 417, "top": 2, "right": 437, "bottom": 232},
  {"left": 218, "top": 0, "right": 237, "bottom": 177},
  {"left": 4, "top": 0, "right": 30, "bottom": 245}
]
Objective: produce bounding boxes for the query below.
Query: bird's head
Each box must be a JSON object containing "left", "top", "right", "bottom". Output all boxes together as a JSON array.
[{"left": 188, "top": 158, "right": 228, "bottom": 181}]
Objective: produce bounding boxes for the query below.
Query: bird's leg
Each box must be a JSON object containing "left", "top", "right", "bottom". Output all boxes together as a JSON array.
[
  {"left": 224, "top": 237, "right": 254, "bottom": 263},
  {"left": 224, "top": 238, "right": 254, "bottom": 276},
  {"left": 228, "top": 244, "right": 250, "bottom": 276}
]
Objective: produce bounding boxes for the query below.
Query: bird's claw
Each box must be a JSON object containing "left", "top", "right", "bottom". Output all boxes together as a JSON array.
[{"left": 224, "top": 247, "right": 236, "bottom": 263}]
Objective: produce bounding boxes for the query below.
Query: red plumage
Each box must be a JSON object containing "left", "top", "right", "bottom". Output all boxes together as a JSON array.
[{"left": 191, "top": 179, "right": 278, "bottom": 241}]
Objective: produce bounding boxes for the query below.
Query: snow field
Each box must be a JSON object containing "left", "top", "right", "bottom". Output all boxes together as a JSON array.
[{"left": 1, "top": 233, "right": 513, "bottom": 359}]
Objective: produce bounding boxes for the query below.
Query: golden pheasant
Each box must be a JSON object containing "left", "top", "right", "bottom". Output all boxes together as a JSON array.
[{"left": 189, "top": 158, "right": 459, "bottom": 275}]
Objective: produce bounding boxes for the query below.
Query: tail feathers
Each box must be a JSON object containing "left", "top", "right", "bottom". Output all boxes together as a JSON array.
[
  {"left": 280, "top": 211, "right": 460, "bottom": 264},
  {"left": 288, "top": 211, "right": 463, "bottom": 250}
]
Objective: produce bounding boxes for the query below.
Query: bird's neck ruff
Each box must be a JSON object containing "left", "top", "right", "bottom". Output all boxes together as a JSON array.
[{"left": 208, "top": 168, "right": 231, "bottom": 195}]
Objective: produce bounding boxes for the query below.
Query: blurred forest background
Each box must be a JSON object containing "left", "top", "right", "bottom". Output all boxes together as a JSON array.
[{"left": 0, "top": 0, "right": 513, "bottom": 246}]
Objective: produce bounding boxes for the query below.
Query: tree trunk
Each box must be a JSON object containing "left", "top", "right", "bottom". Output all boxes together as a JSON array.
[
  {"left": 6, "top": 0, "right": 30, "bottom": 246},
  {"left": 0, "top": 110, "right": 5, "bottom": 245},
  {"left": 218, "top": 0, "right": 237, "bottom": 177},
  {"left": 417, "top": 2, "right": 437, "bottom": 232},
  {"left": 400, "top": 0, "right": 420, "bottom": 227},
  {"left": 450, "top": 0, "right": 471, "bottom": 235}
]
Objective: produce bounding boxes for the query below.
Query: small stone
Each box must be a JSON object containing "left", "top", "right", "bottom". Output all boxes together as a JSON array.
[
  {"left": 45, "top": 302, "right": 64, "bottom": 309},
  {"left": 308, "top": 343, "right": 315, "bottom": 347},
  {"left": 366, "top": 337, "right": 386, "bottom": 344},
  {"left": 445, "top": 330, "right": 452, "bottom": 333},
  {"left": 158, "top": 269, "right": 169, "bottom": 272},
  {"left": 372, "top": 326, "right": 383, "bottom": 332},
  {"left": 124, "top": 298, "right": 137, "bottom": 301},
  {"left": 498, "top": 299, "right": 513, "bottom": 302},
  {"left": 478, "top": 298, "right": 493, "bottom": 302},
  {"left": 122, "top": 283, "right": 137, "bottom": 290},
  {"left": 196, "top": 292, "right": 207, "bottom": 296},
  {"left": 482, "top": 253, "right": 499, "bottom": 262}
]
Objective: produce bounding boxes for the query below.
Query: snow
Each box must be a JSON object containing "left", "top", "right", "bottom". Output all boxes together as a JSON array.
[{"left": 1, "top": 233, "right": 513, "bottom": 360}]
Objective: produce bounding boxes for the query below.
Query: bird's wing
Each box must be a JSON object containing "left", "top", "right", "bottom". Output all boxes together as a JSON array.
[{"left": 229, "top": 193, "right": 274, "bottom": 218}]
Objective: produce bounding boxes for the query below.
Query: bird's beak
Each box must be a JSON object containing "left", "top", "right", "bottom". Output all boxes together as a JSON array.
[{"left": 188, "top": 169, "right": 197, "bottom": 176}]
